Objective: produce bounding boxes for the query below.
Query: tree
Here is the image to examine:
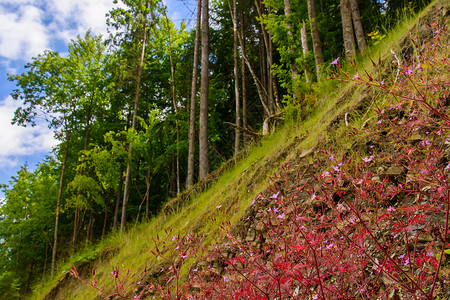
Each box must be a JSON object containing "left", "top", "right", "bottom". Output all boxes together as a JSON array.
[
  {"left": 349, "top": 0, "right": 366, "bottom": 52},
  {"left": 340, "top": 0, "right": 355, "bottom": 55},
  {"left": 232, "top": 0, "right": 241, "bottom": 155},
  {"left": 0, "top": 162, "right": 58, "bottom": 296},
  {"left": 187, "top": 0, "right": 202, "bottom": 187},
  {"left": 307, "top": 0, "right": 324, "bottom": 79},
  {"left": 199, "top": 0, "right": 210, "bottom": 180}
]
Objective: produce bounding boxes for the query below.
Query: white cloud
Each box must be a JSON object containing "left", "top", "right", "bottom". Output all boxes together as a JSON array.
[
  {"left": 0, "top": 0, "right": 118, "bottom": 61},
  {"left": 0, "top": 5, "right": 49, "bottom": 60},
  {"left": 0, "top": 96, "right": 57, "bottom": 168}
]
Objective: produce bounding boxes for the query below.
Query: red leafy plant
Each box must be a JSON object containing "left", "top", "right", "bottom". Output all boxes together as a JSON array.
[{"left": 72, "top": 23, "right": 450, "bottom": 299}]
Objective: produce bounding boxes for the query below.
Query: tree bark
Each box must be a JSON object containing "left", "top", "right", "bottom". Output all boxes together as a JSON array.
[
  {"left": 165, "top": 11, "right": 180, "bottom": 194},
  {"left": 121, "top": 5, "right": 149, "bottom": 234},
  {"left": 340, "top": 0, "right": 355, "bottom": 55},
  {"left": 113, "top": 165, "right": 124, "bottom": 230},
  {"left": 349, "top": 0, "right": 366, "bottom": 52},
  {"left": 300, "top": 20, "right": 311, "bottom": 83},
  {"left": 284, "top": 0, "right": 298, "bottom": 97},
  {"left": 307, "top": 0, "right": 324, "bottom": 80},
  {"left": 51, "top": 126, "right": 71, "bottom": 277},
  {"left": 232, "top": 0, "right": 240, "bottom": 156},
  {"left": 240, "top": 10, "right": 248, "bottom": 144},
  {"left": 227, "top": 0, "right": 271, "bottom": 117},
  {"left": 86, "top": 210, "right": 94, "bottom": 243},
  {"left": 199, "top": 0, "right": 210, "bottom": 180},
  {"left": 255, "top": 0, "right": 276, "bottom": 115},
  {"left": 187, "top": 0, "right": 202, "bottom": 188}
]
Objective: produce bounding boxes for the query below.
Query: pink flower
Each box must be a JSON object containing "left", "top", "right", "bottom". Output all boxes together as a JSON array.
[
  {"left": 270, "top": 192, "right": 279, "bottom": 199},
  {"left": 330, "top": 57, "right": 339, "bottom": 65},
  {"left": 362, "top": 156, "right": 373, "bottom": 163},
  {"left": 353, "top": 72, "right": 359, "bottom": 79}
]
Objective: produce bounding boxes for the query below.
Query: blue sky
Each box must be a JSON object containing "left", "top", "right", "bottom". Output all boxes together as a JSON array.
[{"left": 0, "top": 0, "right": 196, "bottom": 192}]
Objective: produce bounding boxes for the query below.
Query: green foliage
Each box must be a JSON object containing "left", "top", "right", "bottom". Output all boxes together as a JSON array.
[{"left": 0, "top": 161, "right": 58, "bottom": 296}]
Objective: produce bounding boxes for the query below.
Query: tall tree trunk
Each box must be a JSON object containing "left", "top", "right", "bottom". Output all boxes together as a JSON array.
[
  {"left": 227, "top": 0, "right": 271, "bottom": 117},
  {"left": 102, "top": 208, "right": 108, "bottom": 238},
  {"left": 51, "top": 126, "right": 72, "bottom": 277},
  {"left": 121, "top": 6, "right": 149, "bottom": 234},
  {"left": 199, "top": 0, "right": 210, "bottom": 180},
  {"left": 186, "top": 0, "right": 202, "bottom": 187},
  {"left": 255, "top": 0, "right": 276, "bottom": 115},
  {"left": 240, "top": 10, "right": 248, "bottom": 144},
  {"left": 86, "top": 210, "right": 94, "bottom": 243},
  {"left": 113, "top": 166, "right": 124, "bottom": 230},
  {"left": 72, "top": 99, "right": 93, "bottom": 248},
  {"left": 232, "top": 0, "right": 240, "bottom": 156},
  {"left": 349, "top": 0, "right": 366, "bottom": 51},
  {"left": 340, "top": 0, "right": 355, "bottom": 55},
  {"left": 165, "top": 12, "right": 180, "bottom": 194},
  {"left": 301, "top": 20, "right": 311, "bottom": 83},
  {"left": 307, "top": 0, "right": 324, "bottom": 80},
  {"left": 284, "top": 0, "right": 298, "bottom": 97},
  {"left": 145, "top": 166, "right": 152, "bottom": 220},
  {"left": 72, "top": 207, "right": 80, "bottom": 248}
]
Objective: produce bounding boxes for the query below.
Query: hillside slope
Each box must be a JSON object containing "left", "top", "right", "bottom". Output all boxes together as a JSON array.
[{"left": 34, "top": 1, "right": 450, "bottom": 299}]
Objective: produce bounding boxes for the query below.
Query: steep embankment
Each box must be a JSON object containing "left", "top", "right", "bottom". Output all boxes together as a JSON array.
[{"left": 35, "top": 1, "right": 450, "bottom": 299}]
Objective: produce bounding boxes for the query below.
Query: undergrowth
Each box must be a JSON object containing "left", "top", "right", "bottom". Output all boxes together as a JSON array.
[{"left": 71, "top": 20, "right": 450, "bottom": 299}]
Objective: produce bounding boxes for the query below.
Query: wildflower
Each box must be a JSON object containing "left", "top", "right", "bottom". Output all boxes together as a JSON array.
[
  {"left": 388, "top": 206, "right": 395, "bottom": 212},
  {"left": 111, "top": 268, "right": 119, "bottom": 278},
  {"left": 330, "top": 57, "right": 339, "bottom": 65},
  {"left": 216, "top": 205, "right": 222, "bottom": 209},
  {"left": 377, "top": 119, "right": 383, "bottom": 124},
  {"left": 311, "top": 193, "right": 316, "bottom": 200},
  {"left": 333, "top": 166, "right": 341, "bottom": 172},
  {"left": 223, "top": 276, "right": 228, "bottom": 282},
  {"left": 270, "top": 192, "right": 279, "bottom": 199},
  {"left": 326, "top": 243, "right": 334, "bottom": 250},
  {"left": 362, "top": 156, "right": 374, "bottom": 163},
  {"left": 356, "top": 179, "right": 363, "bottom": 185},
  {"left": 278, "top": 213, "right": 286, "bottom": 219},
  {"left": 273, "top": 207, "right": 279, "bottom": 214},
  {"left": 172, "top": 235, "right": 176, "bottom": 241},
  {"left": 416, "top": 63, "right": 421, "bottom": 69},
  {"left": 322, "top": 171, "right": 330, "bottom": 177},
  {"left": 353, "top": 72, "right": 360, "bottom": 79},
  {"left": 404, "top": 258, "right": 410, "bottom": 266},
  {"left": 330, "top": 153, "right": 335, "bottom": 161},
  {"left": 380, "top": 79, "right": 385, "bottom": 85},
  {"left": 193, "top": 268, "right": 198, "bottom": 272},
  {"left": 398, "top": 254, "right": 405, "bottom": 259},
  {"left": 405, "top": 67, "right": 413, "bottom": 75},
  {"left": 445, "top": 163, "right": 450, "bottom": 170}
]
